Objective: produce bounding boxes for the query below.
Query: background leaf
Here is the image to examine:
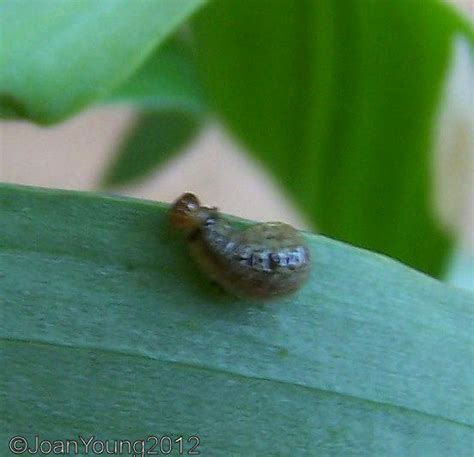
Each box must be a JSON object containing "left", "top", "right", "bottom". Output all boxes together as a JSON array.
[
  {"left": 0, "top": 0, "right": 206, "bottom": 124},
  {"left": 191, "top": 0, "right": 474, "bottom": 277},
  {"left": 101, "top": 110, "right": 201, "bottom": 186},
  {"left": 102, "top": 36, "right": 206, "bottom": 187},
  {"left": 1, "top": 184, "right": 472, "bottom": 455},
  {"left": 108, "top": 36, "right": 207, "bottom": 115}
]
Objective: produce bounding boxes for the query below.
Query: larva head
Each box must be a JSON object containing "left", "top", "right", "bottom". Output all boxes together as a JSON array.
[{"left": 170, "top": 193, "right": 202, "bottom": 230}]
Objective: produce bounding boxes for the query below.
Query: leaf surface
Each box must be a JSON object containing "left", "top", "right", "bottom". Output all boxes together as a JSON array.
[
  {"left": 0, "top": 184, "right": 472, "bottom": 455},
  {"left": 191, "top": 0, "right": 474, "bottom": 276},
  {"left": 101, "top": 110, "right": 201, "bottom": 186},
  {"left": 102, "top": 38, "right": 206, "bottom": 186},
  {"left": 0, "top": 0, "right": 206, "bottom": 123}
]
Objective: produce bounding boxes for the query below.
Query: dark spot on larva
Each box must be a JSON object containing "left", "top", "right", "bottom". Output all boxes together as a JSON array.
[
  {"left": 270, "top": 253, "right": 281, "bottom": 269},
  {"left": 277, "top": 347, "right": 289, "bottom": 358},
  {"left": 187, "top": 228, "right": 201, "bottom": 242},
  {"left": 234, "top": 246, "right": 252, "bottom": 263}
]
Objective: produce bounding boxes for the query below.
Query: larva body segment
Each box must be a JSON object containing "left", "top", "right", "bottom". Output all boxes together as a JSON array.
[{"left": 170, "top": 193, "right": 311, "bottom": 300}]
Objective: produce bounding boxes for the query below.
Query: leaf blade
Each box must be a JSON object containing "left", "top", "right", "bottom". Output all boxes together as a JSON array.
[
  {"left": 191, "top": 0, "right": 474, "bottom": 276},
  {"left": 108, "top": 36, "right": 207, "bottom": 115},
  {"left": 101, "top": 110, "right": 201, "bottom": 186},
  {"left": 102, "top": 37, "right": 206, "bottom": 187},
  {"left": 0, "top": 184, "right": 472, "bottom": 454},
  {"left": 0, "top": 0, "right": 207, "bottom": 123}
]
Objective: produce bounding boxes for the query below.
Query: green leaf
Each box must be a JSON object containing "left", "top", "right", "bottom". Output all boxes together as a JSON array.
[
  {"left": 101, "top": 110, "right": 201, "bottom": 186},
  {"left": 109, "top": 36, "right": 207, "bottom": 115},
  {"left": 0, "top": 0, "right": 206, "bottom": 124},
  {"left": 1, "top": 184, "right": 472, "bottom": 455},
  {"left": 191, "top": 0, "right": 474, "bottom": 277},
  {"left": 102, "top": 37, "right": 206, "bottom": 187}
]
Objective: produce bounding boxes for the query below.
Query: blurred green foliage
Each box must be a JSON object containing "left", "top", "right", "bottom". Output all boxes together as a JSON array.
[
  {"left": 109, "top": 37, "right": 207, "bottom": 115},
  {"left": 102, "top": 38, "right": 206, "bottom": 186},
  {"left": 1, "top": 0, "right": 473, "bottom": 277},
  {"left": 0, "top": 0, "right": 206, "bottom": 123},
  {"left": 102, "top": 110, "right": 201, "bottom": 186},
  {"left": 191, "top": 0, "right": 473, "bottom": 276}
]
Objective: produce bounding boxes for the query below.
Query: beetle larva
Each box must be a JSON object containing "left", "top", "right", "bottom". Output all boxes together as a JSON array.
[{"left": 170, "top": 193, "right": 311, "bottom": 300}]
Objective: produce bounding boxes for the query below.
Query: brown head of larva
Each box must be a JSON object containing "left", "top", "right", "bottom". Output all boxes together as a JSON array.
[{"left": 170, "top": 193, "right": 202, "bottom": 230}]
